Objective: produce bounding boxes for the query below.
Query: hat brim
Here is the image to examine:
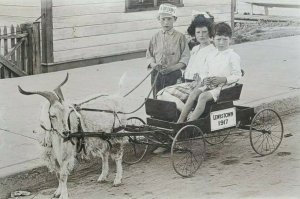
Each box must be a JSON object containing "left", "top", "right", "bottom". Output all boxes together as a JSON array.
[{"left": 159, "top": 13, "right": 175, "bottom": 18}]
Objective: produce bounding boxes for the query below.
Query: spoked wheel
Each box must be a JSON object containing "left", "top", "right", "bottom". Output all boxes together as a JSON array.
[
  {"left": 204, "top": 128, "right": 231, "bottom": 145},
  {"left": 171, "top": 125, "right": 206, "bottom": 177},
  {"left": 123, "top": 117, "right": 148, "bottom": 164},
  {"left": 250, "top": 109, "right": 284, "bottom": 156}
]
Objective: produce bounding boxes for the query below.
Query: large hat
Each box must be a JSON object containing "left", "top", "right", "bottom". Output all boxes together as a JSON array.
[
  {"left": 191, "top": 10, "right": 214, "bottom": 21},
  {"left": 158, "top": 3, "right": 177, "bottom": 18}
]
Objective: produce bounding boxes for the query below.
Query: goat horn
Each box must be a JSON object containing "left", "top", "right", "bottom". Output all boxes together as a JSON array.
[
  {"left": 54, "top": 73, "right": 69, "bottom": 102},
  {"left": 18, "top": 86, "right": 59, "bottom": 104}
]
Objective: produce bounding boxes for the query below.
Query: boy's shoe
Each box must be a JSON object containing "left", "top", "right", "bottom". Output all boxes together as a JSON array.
[{"left": 153, "top": 147, "right": 168, "bottom": 154}]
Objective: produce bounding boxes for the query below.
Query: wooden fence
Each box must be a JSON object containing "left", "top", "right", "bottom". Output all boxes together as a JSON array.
[{"left": 0, "top": 22, "right": 41, "bottom": 79}]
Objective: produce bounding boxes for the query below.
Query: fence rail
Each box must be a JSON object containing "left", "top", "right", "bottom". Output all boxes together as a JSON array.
[{"left": 0, "top": 22, "right": 41, "bottom": 79}]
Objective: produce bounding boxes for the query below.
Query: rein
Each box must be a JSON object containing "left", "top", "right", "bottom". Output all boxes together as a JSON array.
[
  {"left": 73, "top": 68, "right": 159, "bottom": 115},
  {"left": 47, "top": 68, "right": 159, "bottom": 151}
]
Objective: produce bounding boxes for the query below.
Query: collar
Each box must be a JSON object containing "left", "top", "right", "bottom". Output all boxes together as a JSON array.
[
  {"left": 217, "top": 48, "right": 233, "bottom": 55},
  {"left": 162, "top": 28, "right": 175, "bottom": 35}
]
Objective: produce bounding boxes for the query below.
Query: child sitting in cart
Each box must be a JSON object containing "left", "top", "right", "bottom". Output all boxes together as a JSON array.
[{"left": 177, "top": 22, "right": 242, "bottom": 123}]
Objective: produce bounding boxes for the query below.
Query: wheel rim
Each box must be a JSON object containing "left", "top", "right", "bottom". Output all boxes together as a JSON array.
[
  {"left": 204, "top": 128, "right": 231, "bottom": 145},
  {"left": 171, "top": 125, "right": 206, "bottom": 177},
  {"left": 123, "top": 117, "right": 148, "bottom": 164},
  {"left": 250, "top": 109, "right": 284, "bottom": 156}
]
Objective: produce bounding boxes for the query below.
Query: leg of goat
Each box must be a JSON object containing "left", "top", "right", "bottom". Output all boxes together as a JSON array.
[
  {"left": 54, "top": 173, "right": 62, "bottom": 198},
  {"left": 97, "top": 152, "right": 109, "bottom": 182},
  {"left": 113, "top": 155, "right": 123, "bottom": 186},
  {"left": 59, "top": 173, "right": 69, "bottom": 199}
]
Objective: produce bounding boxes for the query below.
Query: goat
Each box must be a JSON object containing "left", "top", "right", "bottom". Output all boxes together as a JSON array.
[{"left": 18, "top": 74, "right": 127, "bottom": 199}]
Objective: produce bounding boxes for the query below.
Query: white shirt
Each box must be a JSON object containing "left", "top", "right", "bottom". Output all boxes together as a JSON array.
[
  {"left": 205, "top": 48, "right": 242, "bottom": 84},
  {"left": 184, "top": 44, "right": 216, "bottom": 80}
]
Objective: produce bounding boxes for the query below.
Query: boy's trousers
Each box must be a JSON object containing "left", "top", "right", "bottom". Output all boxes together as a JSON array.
[{"left": 151, "top": 69, "right": 182, "bottom": 98}]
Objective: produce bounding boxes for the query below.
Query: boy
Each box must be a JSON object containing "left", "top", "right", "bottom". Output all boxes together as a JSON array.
[
  {"left": 146, "top": 3, "right": 190, "bottom": 97},
  {"left": 177, "top": 22, "right": 242, "bottom": 123}
]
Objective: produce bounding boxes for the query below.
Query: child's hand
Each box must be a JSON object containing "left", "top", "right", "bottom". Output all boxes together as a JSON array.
[
  {"left": 153, "top": 64, "right": 163, "bottom": 71},
  {"left": 193, "top": 73, "right": 201, "bottom": 82},
  {"left": 160, "top": 67, "right": 172, "bottom": 75},
  {"left": 210, "top": 76, "right": 227, "bottom": 86},
  {"left": 203, "top": 77, "right": 211, "bottom": 85}
]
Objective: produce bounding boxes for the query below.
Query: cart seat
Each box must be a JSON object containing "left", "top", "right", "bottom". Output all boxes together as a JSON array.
[
  {"left": 145, "top": 84, "right": 243, "bottom": 122},
  {"left": 216, "top": 83, "right": 243, "bottom": 103},
  {"left": 145, "top": 98, "right": 179, "bottom": 122}
]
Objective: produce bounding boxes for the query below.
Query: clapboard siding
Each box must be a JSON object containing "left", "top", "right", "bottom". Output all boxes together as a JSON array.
[
  {"left": 54, "top": 40, "right": 149, "bottom": 61},
  {"left": 53, "top": 2, "right": 125, "bottom": 17},
  {"left": 53, "top": 4, "right": 230, "bottom": 28},
  {"left": 53, "top": 12, "right": 231, "bottom": 41},
  {"left": 0, "top": 0, "right": 40, "bottom": 6},
  {"left": 52, "top": 0, "right": 232, "bottom": 62},
  {"left": 52, "top": 0, "right": 124, "bottom": 6},
  {"left": 0, "top": 0, "right": 40, "bottom": 26}
]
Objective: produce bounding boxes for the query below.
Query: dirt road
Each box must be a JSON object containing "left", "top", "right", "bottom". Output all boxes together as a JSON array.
[{"left": 17, "top": 111, "right": 300, "bottom": 199}]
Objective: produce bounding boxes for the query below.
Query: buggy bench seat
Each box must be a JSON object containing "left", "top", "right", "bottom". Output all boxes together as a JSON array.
[{"left": 145, "top": 84, "right": 243, "bottom": 122}]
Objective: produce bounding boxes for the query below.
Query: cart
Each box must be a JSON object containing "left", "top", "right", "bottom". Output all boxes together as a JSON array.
[
  {"left": 122, "top": 83, "right": 284, "bottom": 177},
  {"left": 66, "top": 83, "right": 284, "bottom": 177}
]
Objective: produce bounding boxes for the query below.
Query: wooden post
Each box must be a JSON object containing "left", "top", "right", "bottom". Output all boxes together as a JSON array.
[
  {"left": 264, "top": 6, "right": 269, "bottom": 15},
  {"left": 32, "top": 22, "right": 41, "bottom": 74},
  {"left": 41, "top": 0, "right": 54, "bottom": 72},
  {"left": 231, "top": 0, "right": 235, "bottom": 32},
  {"left": 22, "top": 23, "right": 34, "bottom": 75},
  {"left": 125, "top": 0, "right": 129, "bottom": 11}
]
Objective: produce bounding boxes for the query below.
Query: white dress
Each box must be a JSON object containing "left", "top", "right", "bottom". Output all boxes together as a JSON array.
[{"left": 184, "top": 44, "right": 216, "bottom": 81}]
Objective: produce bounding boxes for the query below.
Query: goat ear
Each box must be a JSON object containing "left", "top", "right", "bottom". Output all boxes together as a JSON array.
[{"left": 40, "top": 102, "right": 51, "bottom": 130}]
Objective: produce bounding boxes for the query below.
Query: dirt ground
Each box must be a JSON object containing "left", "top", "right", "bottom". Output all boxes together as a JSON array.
[{"left": 14, "top": 111, "right": 300, "bottom": 199}]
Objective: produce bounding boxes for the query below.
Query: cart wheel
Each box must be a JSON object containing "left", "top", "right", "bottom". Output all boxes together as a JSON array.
[
  {"left": 123, "top": 117, "right": 148, "bottom": 164},
  {"left": 171, "top": 125, "right": 206, "bottom": 177},
  {"left": 250, "top": 109, "right": 283, "bottom": 156},
  {"left": 204, "top": 128, "right": 231, "bottom": 145}
]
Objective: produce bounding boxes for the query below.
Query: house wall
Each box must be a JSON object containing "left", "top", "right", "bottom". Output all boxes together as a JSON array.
[
  {"left": 52, "top": 0, "right": 232, "bottom": 63},
  {"left": 0, "top": 0, "right": 41, "bottom": 27}
]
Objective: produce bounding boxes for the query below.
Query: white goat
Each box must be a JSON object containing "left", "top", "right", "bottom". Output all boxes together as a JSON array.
[{"left": 18, "top": 74, "right": 127, "bottom": 199}]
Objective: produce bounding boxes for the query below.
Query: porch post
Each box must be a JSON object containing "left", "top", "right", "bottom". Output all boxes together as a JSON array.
[{"left": 41, "top": 0, "right": 54, "bottom": 72}]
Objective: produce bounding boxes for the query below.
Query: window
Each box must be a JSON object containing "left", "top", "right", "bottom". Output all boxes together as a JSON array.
[{"left": 125, "top": 0, "right": 183, "bottom": 12}]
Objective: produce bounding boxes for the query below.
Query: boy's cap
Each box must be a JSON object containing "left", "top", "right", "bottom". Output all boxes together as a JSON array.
[{"left": 158, "top": 4, "right": 177, "bottom": 18}]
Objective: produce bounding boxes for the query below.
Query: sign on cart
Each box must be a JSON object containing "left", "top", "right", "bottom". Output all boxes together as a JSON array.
[{"left": 210, "top": 107, "right": 236, "bottom": 131}]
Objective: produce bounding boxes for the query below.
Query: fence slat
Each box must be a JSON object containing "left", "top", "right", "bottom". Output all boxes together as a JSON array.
[
  {"left": 0, "top": 28, "right": 2, "bottom": 78},
  {"left": 0, "top": 28, "right": 2, "bottom": 55},
  {"left": 10, "top": 25, "right": 16, "bottom": 62},
  {"left": 3, "top": 26, "right": 10, "bottom": 78},
  {"left": 20, "top": 24, "right": 27, "bottom": 72},
  {"left": 16, "top": 25, "right": 22, "bottom": 71}
]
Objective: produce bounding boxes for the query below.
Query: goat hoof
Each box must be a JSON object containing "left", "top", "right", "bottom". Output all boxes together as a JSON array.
[
  {"left": 53, "top": 193, "right": 61, "bottom": 198},
  {"left": 113, "top": 181, "right": 122, "bottom": 187},
  {"left": 58, "top": 193, "right": 69, "bottom": 199},
  {"left": 97, "top": 178, "right": 108, "bottom": 183}
]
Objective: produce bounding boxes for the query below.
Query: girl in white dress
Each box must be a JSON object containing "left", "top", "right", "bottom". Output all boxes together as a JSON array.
[{"left": 177, "top": 22, "right": 242, "bottom": 123}]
